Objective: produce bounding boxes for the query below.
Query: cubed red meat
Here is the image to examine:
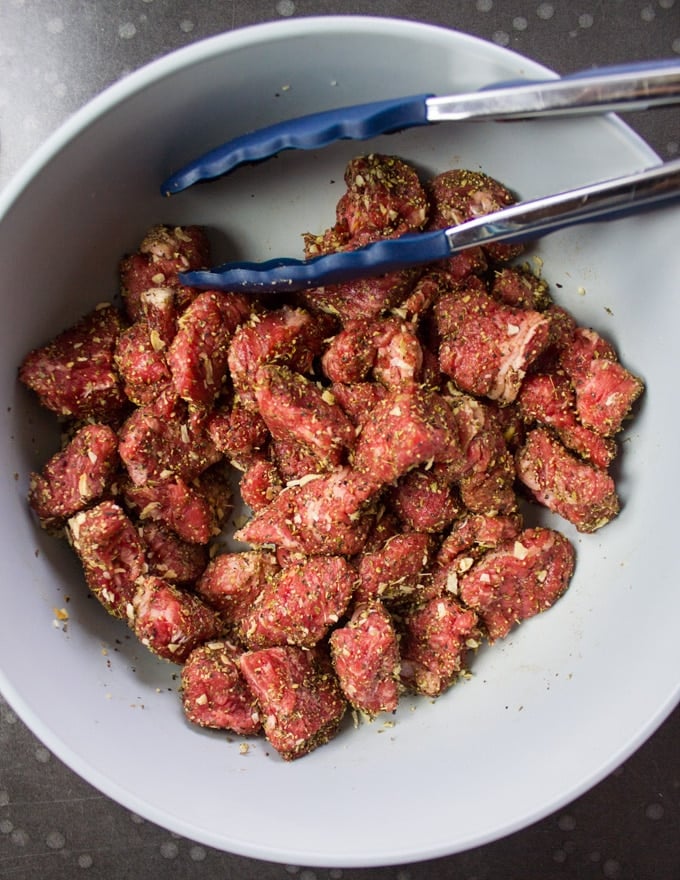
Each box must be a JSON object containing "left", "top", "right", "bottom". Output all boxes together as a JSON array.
[
  {"left": 301, "top": 268, "right": 421, "bottom": 324},
  {"left": 29, "top": 423, "right": 119, "bottom": 527},
  {"left": 516, "top": 427, "right": 619, "bottom": 532},
  {"left": 329, "top": 601, "right": 400, "bottom": 715},
  {"left": 434, "top": 282, "right": 553, "bottom": 405},
  {"left": 237, "top": 455, "right": 283, "bottom": 511},
  {"left": 123, "top": 476, "right": 220, "bottom": 545},
  {"left": 434, "top": 512, "right": 524, "bottom": 583},
  {"left": 19, "top": 304, "right": 128, "bottom": 421},
  {"left": 458, "top": 526, "right": 575, "bottom": 641},
  {"left": 181, "top": 640, "right": 261, "bottom": 735},
  {"left": 399, "top": 595, "right": 481, "bottom": 697},
  {"left": 388, "top": 464, "right": 462, "bottom": 533},
  {"left": 137, "top": 286, "right": 178, "bottom": 348},
  {"left": 491, "top": 266, "right": 552, "bottom": 310},
  {"left": 235, "top": 466, "right": 376, "bottom": 557},
  {"left": 239, "top": 645, "right": 347, "bottom": 760},
  {"left": 270, "top": 437, "right": 324, "bottom": 483},
  {"left": 355, "top": 532, "right": 434, "bottom": 606},
  {"left": 114, "top": 321, "right": 173, "bottom": 406},
  {"left": 518, "top": 371, "right": 617, "bottom": 469},
  {"left": 558, "top": 327, "right": 644, "bottom": 436},
  {"left": 254, "top": 365, "right": 356, "bottom": 468},
  {"left": 132, "top": 575, "right": 223, "bottom": 662},
  {"left": 195, "top": 549, "right": 279, "bottom": 626},
  {"left": 166, "top": 290, "right": 250, "bottom": 407},
  {"left": 138, "top": 521, "right": 208, "bottom": 584},
  {"left": 67, "top": 500, "right": 146, "bottom": 618},
  {"left": 240, "top": 555, "right": 356, "bottom": 649},
  {"left": 206, "top": 400, "right": 269, "bottom": 461},
  {"left": 329, "top": 381, "right": 388, "bottom": 425}
]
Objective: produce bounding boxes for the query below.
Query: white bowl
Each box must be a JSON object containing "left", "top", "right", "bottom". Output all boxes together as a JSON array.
[{"left": 1, "top": 16, "right": 678, "bottom": 868}]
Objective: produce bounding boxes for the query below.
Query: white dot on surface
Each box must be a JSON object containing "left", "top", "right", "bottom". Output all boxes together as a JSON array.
[
  {"left": 476, "top": 0, "right": 494, "bottom": 11},
  {"left": 0, "top": 790, "right": 9, "bottom": 806},
  {"left": 46, "top": 18, "right": 64, "bottom": 34},
  {"left": 558, "top": 813, "right": 577, "bottom": 831},
  {"left": 160, "top": 840, "right": 178, "bottom": 858},
  {"left": 11, "top": 828, "right": 29, "bottom": 847},
  {"left": 513, "top": 16, "right": 529, "bottom": 30},
  {"left": 118, "top": 22, "right": 137, "bottom": 39},
  {"left": 552, "top": 848, "right": 567, "bottom": 863},
  {"left": 0, "top": 819, "right": 13, "bottom": 834},
  {"left": 603, "top": 859, "right": 622, "bottom": 879},
  {"left": 492, "top": 30, "right": 510, "bottom": 46},
  {"left": 276, "top": 0, "right": 296, "bottom": 16},
  {"left": 284, "top": 867, "right": 300, "bottom": 875},
  {"left": 645, "top": 802, "right": 665, "bottom": 820},
  {"left": 329, "top": 871, "right": 343, "bottom": 879},
  {"left": 179, "top": 19, "right": 194, "bottom": 33},
  {"left": 578, "top": 13, "right": 594, "bottom": 28},
  {"left": 640, "top": 4, "right": 656, "bottom": 20},
  {"left": 666, "top": 139, "right": 678, "bottom": 155},
  {"left": 659, "top": 0, "right": 675, "bottom": 7},
  {"left": 78, "top": 854, "right": 93, "bottom": 868},
  {"left": 672, "top": 37, "right": 680, "bottom": 53},
  {"left": 189, "top": 844, "right": 207, "bottom": 861},
  {"left": 35, "top": 746, "right": 51, "bottom": 763},
  {"left": 46, "top": 830, "right": 66, "bottom": 850},
  {"left": 536, "top": 2, "right": 554, "bottom": 19},
  {"left": 1, "top": 706, "right": 17, "bottom": 725},
  {"left": 129, "top": 812, "right": 144, "bottom": 824}
]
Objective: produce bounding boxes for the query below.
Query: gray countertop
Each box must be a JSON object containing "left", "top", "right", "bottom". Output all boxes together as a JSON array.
[{"left": 1, "top": 3, "right": 678, "bottom": 879}]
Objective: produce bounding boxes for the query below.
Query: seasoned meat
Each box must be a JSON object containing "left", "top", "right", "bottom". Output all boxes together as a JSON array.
[
  {"left": 516, "top": 427, "right": 619, "bottom": 532},
  {"left": 388, "top": 464, "right": 462, "bottom": 534},
  {"left": 238, "top": 455, "right": 283, "bottom": 512},
  {"left": 301, "top": 269, "right": 421, "bottom": 324},
  {"left": 206, "top": 400, "right": 269, "bottom": 461},
  {"left": 181, "top": 640, "right": 261, "bottom": 734},
  {"left": 240, "top": 645, "right": 347, "bottom": 760},
  {"left": 329, "top": 601, "right": 400, "bottom": 715},
  {"left": 195, "top": 549, "right": 279, "bottom": 627},
  {"left": 355, "top": 532, "right": 434, "bottom": 606},
  {"left": 138, "top": 520, "right": 208, "bottom": 584},
  {"left": 29, "top": 423, "right": 119, "bottom": 528},
  {"left": 67, "top": 500, "right": 146, "bottom": 618},
  {"left": 19, "top": 304, "right": 128, "bottom": 421},
  {"left": 132, "top": 575, "right": 223, "bottom": 663},
  {"left": 491, "top": 266, "right": 552, "bottom": 311},
  {"left": 123, "top": 476, "right": 221, "bottom": 545},
  {"left": 114, "top": 321, "right": 173, "bottom": 407},
  {"left": 459, "top": 526, "right": 575, "bottom": 641}
]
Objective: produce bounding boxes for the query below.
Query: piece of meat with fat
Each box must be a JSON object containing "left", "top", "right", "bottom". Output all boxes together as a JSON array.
[
  {"left": 399, "top": 594, "right": 481, "bottom": 697},
  {"left": 516, "top": 427, "right": 620, "bottom": 532},
  {"left": 240, "top": 645, "right": 347, "bottom": 760},
  {"left": 458, "top": 526, "right": 575, "bottom": 641},
  {"left": 166, "top": 290, "right": 250, "bottom": 407},
  {"left": 181, "top": 640, "right": 261, "bottom": 735},
  {"left": 388, "top": 464, "right": 463, "bottom": 533},
  {"left": 19, "top": 304, "right": 129, "bottom": 421},
  {"left": 123, "top": 476, "right": 221, "bottom": 545},
  {"left": 132, "top": 575, "right": 223, "bottom": 663},
  {"left": 518, "top": 371, "right": 617, "bottom": 469},
  {"left": 355, "top": 531, "right": 434, "bottom": 606},
  {"left": 254, "top": 364, "right": 356, "bottom": 468},
  {"left": 301, "top": 268, "right": 421, "bottom": 324},
  {"left": 114, "top": 320, "right": 174, "bottom": 407},
  {"left": 67, "top": 500, "right": 146, "bottom": 619},
  {"left": 558, "top": 326, "right": 644, "bottom": 437},
  {"left": 206, "top": 400, "right": 269, "bottom": 462},
  {"left": 29, "top": 424, "right": 119, "bottom": 528},
  {"left": 329, "top": 381, "right": 388, "bottom": 426},
  {"left": 138, "top": 520, "right": 208, "bottom": 584},
  {"left": 235, "top": 466, "right": 376, "bottom": 556},
  {"left": 329, "top": 601, "right": 400, "bottom": 715},
  {"left": 240, "top": 555, "right": 357, "bottom": 649},
  {"left": 434, "top": 281, "right": 554, "bottom": 405},
  {"left": 195, "top": 549, "right": 279, "bottom": 627}
]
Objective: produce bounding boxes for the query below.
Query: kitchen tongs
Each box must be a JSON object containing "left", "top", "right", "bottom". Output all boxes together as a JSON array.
[
  {"left": 162, "top": 60, "right": 680, "bottom": 194},
  {"left": 179, "top": 157, "right": 680, "bottom": 293}
]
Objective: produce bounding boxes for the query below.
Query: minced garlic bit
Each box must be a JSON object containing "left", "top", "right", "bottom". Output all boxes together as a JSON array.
[
  {"left": 239, "top": 742, "right": 250, "bottom": 755},
  {"left": 513, "top": 540, "right": 529, "bottom": 560}
]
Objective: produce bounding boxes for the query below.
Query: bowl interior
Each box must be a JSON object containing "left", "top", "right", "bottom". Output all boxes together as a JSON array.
[{"left": 1, "top": 16, "right": 678, "bottom": 868}]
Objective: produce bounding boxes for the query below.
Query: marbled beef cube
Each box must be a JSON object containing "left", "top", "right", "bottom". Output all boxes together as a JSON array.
[
  {"left": 240, "top": 645, "right": 346, "bottom": 760},
  {"left": 195, "top": 550, "right": 279, "bottom": 627},
  {"left": 355, "top": 532, "right": 434, "bottom": 607},
  {"left": 458, "top": 526, "right": 575, "bottom": 641},
  {"left": 301, "top": 268, "right": 421, "bottom": 324},
  {"left": 181, "top": 640, "right": 261, "bottom": 735},
  {"left": 114, "top": 321, "right": 173, "bottom": 407},
  {"left": 132, "top": 575, "right": 222, "bottom": 663},
  {"left": 240, "top": 555, "right": 356, "bottom": 649},
  {"left": 19, "top": 304, "right": 128, "bottom": 421},
  {"left": 123, "top": 476, "right": 220, "bottom": 545},
  {"left": 516, "top": 427, "right": 619, "bottom": 532},
  {"left": 329, "top": 381, "right": 388, "bottom": 426},
  {"left": 399, "top": 594, "right": 481, "bottom": 697},
  {"left": 138, "top": 521, "right": 208, "bottom": 584},
  {"left": 490, "top": 266, "right": 552, "bottom": 311},
  {"left": 67, "top": 500, "right": 146, "bottom": 619},
  {"left": 238, "top": 454, "right": 283, "bottom": 512},
  {"left": 206, "top": 400, "right": 269, "bottom": 461},
  {"left": 389, "top": 464, "right": 463, "bottom": 534},
  {"left": 29, "top": 423, "right": 119, "bottom": 528},
  {"left": 558, "top": 326, "right": 644, "bottom": 437},
  {"left": 329, "top": 601, "right": 400, "bottom": 715}
]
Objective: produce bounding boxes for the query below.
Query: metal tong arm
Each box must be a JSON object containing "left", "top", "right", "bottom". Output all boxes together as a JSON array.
[
  {"left": 179, "top": 157, "right": 680, "bottom": 293},
  {"left": 162, "top": 60, "right": 680, "bottom": 194}
]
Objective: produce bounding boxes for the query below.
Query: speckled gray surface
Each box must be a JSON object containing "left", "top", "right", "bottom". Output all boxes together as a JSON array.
[{"left": 1, "top": 2, "right": 679, "bottom": 879}]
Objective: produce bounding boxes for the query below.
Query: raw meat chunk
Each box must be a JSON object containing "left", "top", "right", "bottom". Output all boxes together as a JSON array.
[
  {"left": 166, "top": 290, "right": 250, "bottom": 407},
  {"left": 240, "top": 555, "right": 356, "bottom": 649},
  {"left": 356, "top": 532, "right": 433, "bottom": 606},
  {"left": 132, "top": 575, "right": 223, "bottom": 663},
  {"left": 114, "top": 320, "right": 173, "bottom": 406},
  {"left": 123, "top": 476, "right": 220, "bottom": 545},
  {"left": 195, "top": 550, "right": 279, "bottom": 627},
  {"left": 67, "top": 501, "right": 146, "bottom": 618},
  {"left": 238, "top": 455, "right": 283, "bottom": 511},
  {"left": 254, "top": 365, "right": 356, "bottom": 468},
  {"left": 399, "top": 595, "right": 481, "bottom": 697},
  {"left": 329, "top": 601, "right": 400, "bottom": 715},
  {"left": 240, "top": 645, "right": 346, "bottom": 760},
  {"left": 181, "top": 640, "right": 261, "bottom": 734},
  {"left": 389, "top": 464, "right": 462, "bottom": 533},
  {"left": 329, "top": 381, "right": 388, "bottom": 425},
  {"left": 434, "top": 512, "right": 524, "bottom": 591},
  {"left": 206, "top": 400, "right": 269, "bottom": 461},
  {"left": 491, "top": 266, "right": 552, "bottom": 311},
  {"left": 516, "top": 427, "right": 619, "bottom": 532},
  {"left": 19, "top": 304, "right": 128, "bottom": 421},
  {"left": 29, "top": 424, "right": 119, "bottom": 527},
  {"left": 138, "top": 521, "right": 208, "bottom": 584},
  {"left": 459, "top": 526, "right": 575, "bottom": 640},
  {"left": 558, "top": 327, "right": 644, "bottom": 436},
  {"left": 301, "top": 269, "right": 421, "bottom": 324},
  {"left": 434, "top": 282, "right": 553, "bottom": 405},
  {"left": 235, "top": 466, "right": 376, "bottom": 557}
]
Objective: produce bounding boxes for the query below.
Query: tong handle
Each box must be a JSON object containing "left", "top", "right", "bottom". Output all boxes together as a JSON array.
[{"left": 180, "top": 158, "right": 680, "bottom": 293}]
